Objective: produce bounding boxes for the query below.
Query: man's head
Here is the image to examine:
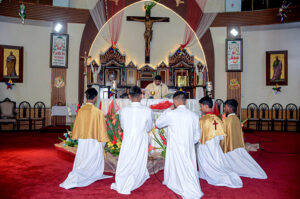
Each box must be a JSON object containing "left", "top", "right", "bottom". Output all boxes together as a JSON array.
[
  {"left": 129, "top": 86, "right": 142, "bottom": 102},
  {"left": 154, "top": 75, "right": 162, "bottom": 86},
  {"left": 224, "top": 99, "right": 238, "bottom": 115},
  {"left": 85, "top": 88, "right": 98, "bottom": 104},
  {"left": 199, "top": 96, "right": 213, "bottom": 114},
  {"left": 173, "top": 91, "right": 186, "bottom": 108},
  {"left": 146, "top": 14, "right": 150, "bottom": 20}
]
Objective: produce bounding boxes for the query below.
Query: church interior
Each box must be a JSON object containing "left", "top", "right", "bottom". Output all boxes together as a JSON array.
[{"left": 0, "top": 0, "right": 299, "bottom": 198}]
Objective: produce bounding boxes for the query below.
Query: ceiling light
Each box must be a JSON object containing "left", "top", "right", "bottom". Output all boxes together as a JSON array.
[
  {"left": 230, "top": 28, "right": 239, "bottom": 37},
  {"left": 55, "top": 23, "right": 63, "bottom": 32}
]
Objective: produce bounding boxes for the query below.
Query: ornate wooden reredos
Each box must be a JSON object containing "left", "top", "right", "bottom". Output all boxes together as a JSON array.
[
  {"left": 168, "top": 48, "right": 195, "bottom": 87},
  {"left": 138, "top": 65, "right": 157, "bottom": 88},
  {"left": 125, "top": 61, "right": 138, "bottom": 86},
  {"left": 156, "top": 61, "right": 169, "bottom": 86},
  {"left": 99, "top": 46, "right": 126, "bottom": 86}
]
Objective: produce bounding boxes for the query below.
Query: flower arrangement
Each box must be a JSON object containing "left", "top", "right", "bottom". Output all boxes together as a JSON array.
[
  {"left": 149, "top": 101, "right": 173, "bottom": 158},
  {"left": 58, "top": 104, "right": 81, "bottom": 147},
  {"left": 104, "top": 100, "right": 123, "bottom": 157},
  {"left": 150, "top": 101, "right": 173, "bottom": 110},
  {"left": 150, "top": 127, "right": 167, "bottom": 158},
  {"left": 58, "top": 132, "right": 78, "bottom": 147}
]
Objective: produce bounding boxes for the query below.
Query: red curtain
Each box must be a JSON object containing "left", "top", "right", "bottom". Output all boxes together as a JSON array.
[{"left": 181, "top": 0, "right": 204, "bottom": 48}]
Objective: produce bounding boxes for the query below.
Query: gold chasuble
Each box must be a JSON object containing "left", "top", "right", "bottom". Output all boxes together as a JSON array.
[
  {"left": 220, "top": 114, "right": 245, "bottom": 153},
  {"left": 72, "top": 103, "right": 109, "bottom": 143},
  {"left": 200, "top": 113, "right": 226, "bottom": 144}
]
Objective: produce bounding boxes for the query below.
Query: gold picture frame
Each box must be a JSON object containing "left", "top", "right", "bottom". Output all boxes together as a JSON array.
[{"left": 0, "top": 45, "right": 24, "bottom": 83}]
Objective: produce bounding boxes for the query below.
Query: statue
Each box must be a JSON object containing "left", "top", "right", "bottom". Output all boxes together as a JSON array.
[
  {"left": 6, "top": 51, "right": 17, "bottom": 77},
  {"left": 90, "top": 61, "right": 101, "bottom": 84},
  {"left": 197, "top": 63, "right": 205, "bottom": 86}
]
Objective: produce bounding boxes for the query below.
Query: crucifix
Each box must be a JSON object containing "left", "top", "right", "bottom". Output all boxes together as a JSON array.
[
  {"left": 80, "top": 51, "right": 91, "bottom": 94},
  {"left": 127, "top": 13, "right": 169, "bottom": 63}
]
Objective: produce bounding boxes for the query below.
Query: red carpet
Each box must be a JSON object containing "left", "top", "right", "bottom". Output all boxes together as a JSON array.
[{"left": 0, "top": 132, "right": 299, "bottom": 199}]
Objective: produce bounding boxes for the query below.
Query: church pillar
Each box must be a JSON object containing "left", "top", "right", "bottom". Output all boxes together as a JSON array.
[
  {"left": 226, "top": 26, "right": 242, "bottom": 116},
  {"left": 51, "top": 22, "right": 67, "bottom": 125}
]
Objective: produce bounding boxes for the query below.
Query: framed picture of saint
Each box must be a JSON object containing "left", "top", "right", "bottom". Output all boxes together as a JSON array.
[
  {"left": 0, "top": 45, "right": 24, "bottom": 83},
  {"left": 266, "top": 51, "right": 288, "bottom": 85}
]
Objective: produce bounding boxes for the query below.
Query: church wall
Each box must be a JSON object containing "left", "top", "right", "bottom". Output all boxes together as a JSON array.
[
  {"left": 89, "top": 1, "right": 206, "bottom": 68},
  {"left": 210, "top": 26, "right": 300, "bottom": 108},
  {"left": 210, "top": 27, "right": 227, "bottom": 101},
  {"left": 66, "top": 23, "right": 85, "bottom": 106},
  {"left": 0, "top": 21, "right": 84, "bottom": 108},
  {"left": 241, "top": 27, "right": 300, "bottom": 108},
  {"left": 0, "top": 21, "right": 52, "bottom": 107}
]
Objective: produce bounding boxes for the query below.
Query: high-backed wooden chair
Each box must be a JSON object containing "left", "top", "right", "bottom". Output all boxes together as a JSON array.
[
  {"left": 0, "top": 98, "right": 17, "bottom": 130},
  {"left": 258, "top": 103, "right": 271, "bottom": 131},
  {"left": 247, "top": 103, "right": 259, "bottom": 130},
  {"left": 31, "top": 101, "right": 46, "bottom": 130},
  {"left": 215, "top": 99, "right": 224, "bottom": 116},
  {"left": 17, "top": 101, "right": 31, "bottom": 130},
  {"left": 271, "top": 103, "right": 284, "bottom": 131},
  {"left": 285, "top": 103, "right": 298, "bottom": 132}
]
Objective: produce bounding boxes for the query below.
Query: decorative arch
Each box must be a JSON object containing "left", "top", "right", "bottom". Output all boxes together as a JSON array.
[{"left": 78, "top": 0, "right": 214, "bottom": 103}]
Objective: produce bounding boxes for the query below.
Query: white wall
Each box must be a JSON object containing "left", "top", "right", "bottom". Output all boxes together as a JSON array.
[
  {"left": 211, "top": 27, "right": 227, "bottom": 100},
  {"left": 0, "top": 20, "right": 84, "bottom": 107},
  {"left": 89, "top": 1, "right": 206, "bottom": 68},
  {"left": 66, "top": 23, "right": 85, "bottom": 105},
  {"left": 0, "top": 21, "right": 52, "bottom": 107},
  {"left": 210, "top": 25, "right": 300, "bottom": 108},
  {"left": 241, "top": 27, "right": 300, "bottom": 108}
]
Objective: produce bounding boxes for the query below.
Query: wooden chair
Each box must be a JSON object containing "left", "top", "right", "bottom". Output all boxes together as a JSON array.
[
  {"left": 271, "top": 103, "right": 284, "bottom": 131},
  {"left": 246, "top": 103, "right": 259, "bottom": 130},
  {"left": 215, "top": 99, "right": 224, "bottom": 116},
  {"left": 258, "top": 103, "right": 271, "bottom": 131},
  {"left": 31, "top": 101, "right": 46, "bottom": 130},
  {"left": 285, "top": 103, "right": 298, "bottom": 132},
  {"left": 17, "top": 101, "right": 31, "bottom": 130},
  {"left": 0, "top": 98, "right": 17, "bottom": 130}
]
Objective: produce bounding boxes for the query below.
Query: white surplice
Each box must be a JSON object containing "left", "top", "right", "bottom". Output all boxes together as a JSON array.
[
  {"left": 111, "top": 102, "right": 154, "bottom": 194},
  {"left": 223, "top": 114, "right": 267, "bottom": 179},
  {"left": 60, "top": 139, "right": 112, "bottom": 189},
  {"left": 225, "top": 148, "right": 267, "bottom": 179},
  {"left": 196, "top": 136, "right": 243, "bottom": 188},
  {"left": 156, "top": 105, "right": 203, "bottom": 199}
]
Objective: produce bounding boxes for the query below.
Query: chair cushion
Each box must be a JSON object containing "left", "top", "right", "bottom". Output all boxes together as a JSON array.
[{"left": 0, "top": 102, "right": 15, "bottom": 118}]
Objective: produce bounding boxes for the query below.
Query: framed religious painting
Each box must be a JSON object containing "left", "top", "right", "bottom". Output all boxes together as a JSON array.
[
  {"left": 0, "top": 45, "right": 24, "bottom": 83},
  {"left": 226, "top": 38, "right": 243, "bottom": 72},
  {"left": 266, "top": 51, "right": 288, "bottom": 85},
  {"left": 50, "top": 33, "right": 69, "bottom": 68}
]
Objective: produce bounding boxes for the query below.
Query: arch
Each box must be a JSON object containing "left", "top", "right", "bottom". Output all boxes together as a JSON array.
[{"left": 78, "top": 0, "right": 215, "bottom": 103}]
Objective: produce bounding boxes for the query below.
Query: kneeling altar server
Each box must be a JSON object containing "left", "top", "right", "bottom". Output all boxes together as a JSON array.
[{"left": 60, "top": 88, "right": 111, "bottom": 189}]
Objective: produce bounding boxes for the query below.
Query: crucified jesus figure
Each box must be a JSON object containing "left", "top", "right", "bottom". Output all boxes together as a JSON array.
[{"left": 127, "top": 13, "right": 169, "bottom": 63}]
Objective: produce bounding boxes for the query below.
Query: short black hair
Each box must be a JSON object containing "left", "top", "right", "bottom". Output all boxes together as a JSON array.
[
  {"left": 154, "top": 75, "right": 162, "bottom": 81},
  {"left": 85, "top": 88, "right": 98, "bottom": 100},
  {"left": 129, "top": 86, "right": 142, "bottom": 98},
  {"left": 199, "top": 96, "right": 213, "bottom": 108},
  {"left": 225, "top": 99, "right": 238, "bottom": 113},
  {"left": 173, "top": 91, "right": 186, "bottom": 101}
]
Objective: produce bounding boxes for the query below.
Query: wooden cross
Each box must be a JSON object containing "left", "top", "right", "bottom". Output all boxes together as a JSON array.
[
  {"left": 127, "top": 13, "right": 169, "bottom": 63},
  {"left": 213, "top": 120, "right": 218, "bottom": 130}
]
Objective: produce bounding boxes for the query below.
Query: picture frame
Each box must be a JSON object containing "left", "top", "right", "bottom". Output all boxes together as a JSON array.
[
  {"left": 226, "top": 38, "right": 243, "bottom": 72},
  {"left": 50, "top": 33, "right": 69, "bottom": 68},
  {"left": 266, "top": 50, "right": 288, "bottom": 85},
  {"left": 0, "top": 45, "right": 24, "bottom": 83}
]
